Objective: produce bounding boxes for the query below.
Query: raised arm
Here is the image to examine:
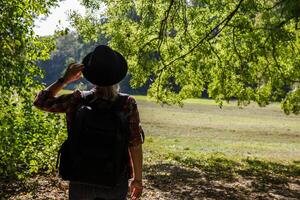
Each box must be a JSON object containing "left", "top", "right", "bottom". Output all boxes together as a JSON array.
[{"left": 33, "top": 63, "right": 84, "bottom": 113}]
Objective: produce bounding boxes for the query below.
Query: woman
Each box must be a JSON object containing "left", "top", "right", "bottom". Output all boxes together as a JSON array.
[{"left": 34, "top": 45, "right": 144, "bottom": 200}]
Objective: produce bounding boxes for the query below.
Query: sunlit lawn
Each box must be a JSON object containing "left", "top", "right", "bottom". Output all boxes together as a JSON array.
[{"left": 136, "top": 96, "right": 300, "bottom": 163}]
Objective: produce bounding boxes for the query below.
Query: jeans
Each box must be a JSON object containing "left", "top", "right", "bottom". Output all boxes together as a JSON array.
[{"left": 69, "top": 175, "right": 128, "bottom": 200}]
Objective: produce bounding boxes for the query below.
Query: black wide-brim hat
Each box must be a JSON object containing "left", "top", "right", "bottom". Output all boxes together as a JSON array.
[{"left": 82, "top": 45, "right": 128, "bottom": 86}]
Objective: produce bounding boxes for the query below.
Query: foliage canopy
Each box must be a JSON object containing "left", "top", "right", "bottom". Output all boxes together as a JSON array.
[{"left": 73, "top": 0, "right": 300, "bottom": 114}]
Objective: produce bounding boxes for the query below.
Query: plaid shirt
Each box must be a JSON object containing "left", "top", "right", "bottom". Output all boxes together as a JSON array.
[{"left": 33, "top": 89, "right": 144, "bottom": 147}]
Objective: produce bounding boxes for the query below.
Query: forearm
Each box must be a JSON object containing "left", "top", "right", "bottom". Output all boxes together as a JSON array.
[
  {"left": 45, "top": 78, "right": 67, "bottom": 97},
  {"left": 33, "top": 63, "right": 83, "bottom": 113},
  {"left": 33, "top": 78, "right": 69, "bottom": 113},
  {"left": 129, "top": 144, "right": 143, "bottom": 181}
]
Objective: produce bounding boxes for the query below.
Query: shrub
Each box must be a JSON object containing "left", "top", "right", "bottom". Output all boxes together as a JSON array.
[{"left": 0, "top": 90, "right": 66, "bottom": 180}]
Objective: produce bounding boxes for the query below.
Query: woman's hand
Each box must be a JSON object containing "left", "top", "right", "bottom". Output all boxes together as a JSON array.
[
  {"left": 63, "top": 63, "right": 84, "bottom": 84},
  {"left": 129, "top": 179, "right": 143, "bottom": 200}
]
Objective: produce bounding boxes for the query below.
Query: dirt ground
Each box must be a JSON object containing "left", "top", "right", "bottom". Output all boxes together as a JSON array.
[{"left": 1, "top": 163, "right": 299, "bottom": 200}]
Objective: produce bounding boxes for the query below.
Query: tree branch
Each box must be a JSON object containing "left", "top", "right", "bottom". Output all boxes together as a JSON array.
[
  {"left": 157, "top": 0, "right": 175, "bottom": 50},
  {"left": 207, "top": 40, "right": 221, "bottom": 63},
  {"left": 137, "top": 36, "right": 159, "bottom": 58},
  {"left": 232, "top": 26, "right": 244, "bottom": 63},
  {"left": 265, "top": 0, "right": 288, "bottom": 11},
  {"left": 157, "top": 0, "right": 245, "bottom": 73}
]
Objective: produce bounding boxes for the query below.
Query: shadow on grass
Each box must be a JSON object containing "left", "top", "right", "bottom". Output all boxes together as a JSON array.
[
  {"left": 1, "top": 157, "right": 299, "bottom": 200},
  {"left": 144, "top": 156, "right": 300, "bottom": 200}
]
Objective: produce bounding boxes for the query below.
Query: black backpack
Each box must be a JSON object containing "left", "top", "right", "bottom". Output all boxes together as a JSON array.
[{"left": 56, "top": 93, "right": 130, "bottom": 187}]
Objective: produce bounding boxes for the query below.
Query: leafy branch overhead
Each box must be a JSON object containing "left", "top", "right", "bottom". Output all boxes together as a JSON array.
[{"left": 75, "top": 0, "right": 300, "bottom": 114}]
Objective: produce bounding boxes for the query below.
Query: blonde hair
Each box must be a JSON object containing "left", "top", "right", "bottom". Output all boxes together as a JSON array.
[{"left": 95, "top": 84, "right": 119, "bottom": 101}]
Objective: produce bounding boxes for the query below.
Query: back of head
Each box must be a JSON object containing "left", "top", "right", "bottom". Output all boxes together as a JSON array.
[{"left": 94, "top": 84, "right": 120, "bottom": 102}]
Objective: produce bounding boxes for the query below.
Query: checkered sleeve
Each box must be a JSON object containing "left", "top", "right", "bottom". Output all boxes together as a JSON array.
[
  {"left": 126, "top": 96, "right": 145, "bottom": 147},
  {"left": 33, "top": 89, "right": 83, "bottom": 113}
]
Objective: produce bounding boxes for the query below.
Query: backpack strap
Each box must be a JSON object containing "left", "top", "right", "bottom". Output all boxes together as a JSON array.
[
  {"left": 111, "top": 93, "right": 129, "bottom": 112},
  {"left": 111, "top": 93, "right": 131, "bottom": 177},
  {"left": 81, "top": 90, "right": 97, "bottom": 105},
  {"left": 111, "top": 93, "right": 130, "bottom": 136}
]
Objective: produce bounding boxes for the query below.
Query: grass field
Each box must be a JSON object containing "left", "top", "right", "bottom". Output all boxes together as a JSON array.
[{"left": 137, "top": 96, "right": 300, "bottom": 161}]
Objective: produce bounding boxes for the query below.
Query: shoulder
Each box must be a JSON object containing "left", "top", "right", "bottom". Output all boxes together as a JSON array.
[
  {"left": 127, "top": 96, "right": 137, "bottom": 106},
  {"left": 118, "top": 93, "right": 137, "bottom": 112},
  {"left": 119, "top": 93, "right": 136, "bottom": 104}
]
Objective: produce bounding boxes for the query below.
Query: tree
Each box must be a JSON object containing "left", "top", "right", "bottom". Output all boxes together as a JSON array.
[
  {"left": 0, "top": 0, "right": 58, "bottom": 94},
  {"left": 72, "top": 0, "right": 300, "bottom": 114},
  {"left": 0, "top": 0, "right": 66, "bottom": 179}
]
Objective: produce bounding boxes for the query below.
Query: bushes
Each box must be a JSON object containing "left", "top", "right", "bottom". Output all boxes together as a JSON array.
[
  {"left": 0, "top": 0, "right": 65, "bottom": 181},
  {"left": 0, "top": 90, "right": 66, "bottom": 179}
]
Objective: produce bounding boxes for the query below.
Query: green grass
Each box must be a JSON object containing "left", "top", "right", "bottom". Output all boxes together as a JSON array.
[{"left": 136, "top": 96, "right": 300, "bottom": 163}]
